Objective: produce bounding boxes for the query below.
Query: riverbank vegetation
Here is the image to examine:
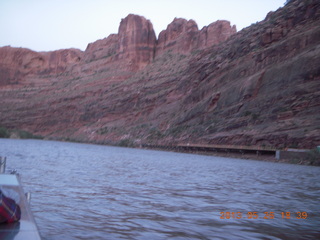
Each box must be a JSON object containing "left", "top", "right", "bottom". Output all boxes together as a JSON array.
[{"left": 0, "top": 126, "right": 43, "bottom": 139}]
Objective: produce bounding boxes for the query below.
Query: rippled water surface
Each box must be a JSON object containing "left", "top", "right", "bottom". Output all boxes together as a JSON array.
[{"left": 1, "top": 139, "right": 319, "bottom": 239}]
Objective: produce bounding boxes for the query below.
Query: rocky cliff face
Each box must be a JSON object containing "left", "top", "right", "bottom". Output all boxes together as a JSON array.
[
  {"left": 118, "top": 14, "right": 157, "bottom": 70},
  {"left": 0, "top": 47, "right": 82, "bottom": 86},
  {"left": 156, "top": 18, "right": 199, "bottom": 55},
  {"left": 199, "top": 20, "right": 237, "bottom": 48},
  {"left": 0, "top": 0, "right": 319, "bottom": 149},
  {"left": 156, "top": 18, "right": 236, "bottom": 56},
  {"left": 83, "top": 14, "right": 156, "bottom": 71}
]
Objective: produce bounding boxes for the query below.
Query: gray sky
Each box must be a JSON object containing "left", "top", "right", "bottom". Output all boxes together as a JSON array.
[{"left": 0, "top": 0, "right": 286, "bottom": 52}]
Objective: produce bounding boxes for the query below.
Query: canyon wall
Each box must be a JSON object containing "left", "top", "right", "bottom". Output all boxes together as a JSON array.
[{"left": 0, "top": 0, "right": 319, "bottom": 149}]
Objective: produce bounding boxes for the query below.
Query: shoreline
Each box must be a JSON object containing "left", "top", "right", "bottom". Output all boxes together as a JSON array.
[{"left": 142, "top": 146, "right": 320, "bottom": 166}]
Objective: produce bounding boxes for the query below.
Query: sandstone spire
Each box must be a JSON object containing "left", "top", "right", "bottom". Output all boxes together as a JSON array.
[{"left": 118, "top": 14, "right": 157, "bottom": 69}]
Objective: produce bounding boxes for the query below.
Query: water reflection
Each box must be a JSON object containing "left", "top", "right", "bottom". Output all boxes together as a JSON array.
[{"left": 1, "top": 139, "right": 319, "bottom": 240}]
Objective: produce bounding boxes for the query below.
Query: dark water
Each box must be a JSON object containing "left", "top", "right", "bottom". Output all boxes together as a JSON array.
[{"left": 0, "top": 139, "right": 319, "bottom": 240}]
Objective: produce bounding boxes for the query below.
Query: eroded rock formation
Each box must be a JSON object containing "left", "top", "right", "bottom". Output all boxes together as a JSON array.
[
  {"left": 83, "top": 14, "right": 157, "bottom": 71},
  {"left": 118, "top": 14, "right": 157, "bottom": 69},
  {"left": 156, "top": 18, "right": 236, "bottom": 56},
  {"left": 0, "top": 47, "right": 82, "bottom": 86},
  {"left": 0, "top": 14, "right": 236, "bottom": 85},
  {"left": 199, "top": 20, "right": 237, "bottom": 49}
]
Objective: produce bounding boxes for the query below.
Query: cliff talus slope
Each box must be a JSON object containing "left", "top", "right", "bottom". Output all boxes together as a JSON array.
[{"left": 0, "top": 0, "right": 319, "bottom": 149}]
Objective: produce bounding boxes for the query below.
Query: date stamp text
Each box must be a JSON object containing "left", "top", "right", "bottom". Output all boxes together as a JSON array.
[{"left": 220, "top": 211, "right": 308, "bottom": 220}]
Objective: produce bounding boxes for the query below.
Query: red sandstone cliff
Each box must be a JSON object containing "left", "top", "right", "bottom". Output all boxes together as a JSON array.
[
  {"left": 83, "top": 14, "right": 156, "bottom": 71},
  {"left": 118, "top": 14, "right": 156, "bottom": 69},
  {"left": 0, "top": 14, "right": 235, "bottom": 86},
  {"left": 0, "top": 46, "right": 82, "bottom": 86},
  {"left": 156, "top": 18, "right": 199, "bottom": 56},
  {"left": 199, "top": 20, "right": 237, "bottom": 49},
  {"left": 0, "top": 0, "right": 319, "bottom": 149},
  {"left": 156, "top": 18, "right": 236, "bottom": 56}
]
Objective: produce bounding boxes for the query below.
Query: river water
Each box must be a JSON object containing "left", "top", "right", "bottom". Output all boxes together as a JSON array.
[{"left": 0, "top": 139, "right": 319, "bottom": 240}]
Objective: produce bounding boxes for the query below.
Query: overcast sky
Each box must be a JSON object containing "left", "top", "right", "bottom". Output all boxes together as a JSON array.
[{"left": 0, "top": 0, "right": 286, "bottom": 52}]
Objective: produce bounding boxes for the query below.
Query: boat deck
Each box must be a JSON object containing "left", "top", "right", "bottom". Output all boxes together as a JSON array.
[{"left": 0, "top": 174, "right": 41, "bottom": 240}]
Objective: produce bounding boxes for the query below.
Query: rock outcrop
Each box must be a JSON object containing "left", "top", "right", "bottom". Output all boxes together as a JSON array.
[
  {"left": 0, "top": 0, "right": 319, "bottom": 150},
  {"left": 199, "top": 20, "right": 237, "bottom": 49},
  {"left": 0, "top": 46, "right": 82, "bottom": 86},
  {"left": 84, "top": 14, "right": 156, "bottom": 71},
  {"left": 156, "top": 18, "right": 199, "bottom": 56},
  {"left": 118, "top": 14, "right": 157, "bottom": 69},
  {"left": 84, "top": 34, "right": 118, "bottom": 64},
  {"left": 156, "top": 18, "right": 236, "bottom": 56}
]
